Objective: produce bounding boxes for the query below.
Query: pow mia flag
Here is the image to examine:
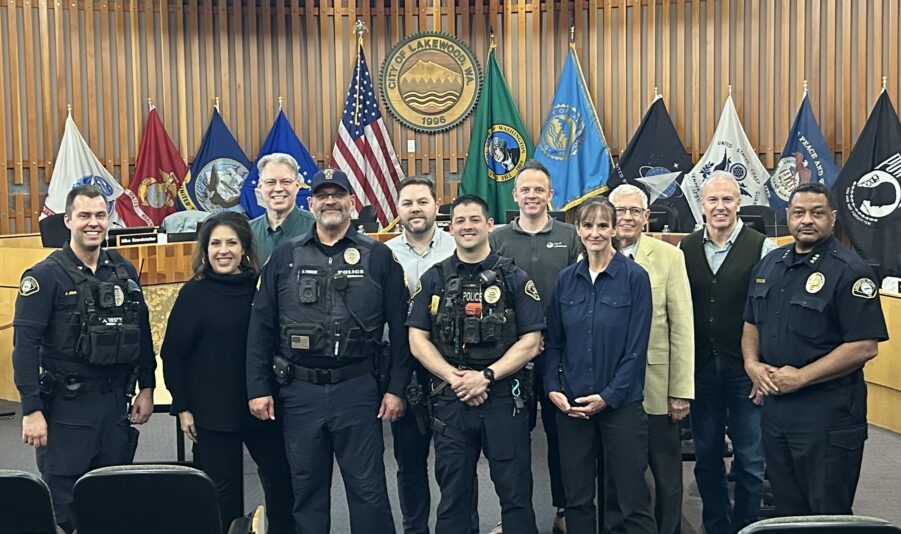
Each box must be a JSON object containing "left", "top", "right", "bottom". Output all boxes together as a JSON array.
[{"left": 833, "top": 90, "right": 901, "bottom": 277}]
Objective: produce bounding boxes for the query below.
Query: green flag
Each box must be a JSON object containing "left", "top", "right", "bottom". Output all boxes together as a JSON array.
[{"left": 460, "top": 45, "right": 533, "bottom": 222}]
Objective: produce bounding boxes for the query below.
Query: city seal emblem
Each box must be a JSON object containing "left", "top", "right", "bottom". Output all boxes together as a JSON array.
[{"left": 382, "top": 32, "right": 481, "bottom": 133}]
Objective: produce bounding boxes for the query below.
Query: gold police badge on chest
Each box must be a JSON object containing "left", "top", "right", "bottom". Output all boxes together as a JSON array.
[
  {"left": 483, "top": 285, "right": 501, "bottom": 304},
  {"left": 805, "top": 272, "right": 825, "bottom": 294},
  {"left": 344, "top": 247, "right": 361, "bottom": 265}
]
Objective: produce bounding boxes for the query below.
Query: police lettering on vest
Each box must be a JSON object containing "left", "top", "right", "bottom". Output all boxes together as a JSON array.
[
  {"left": 43, "top": 249, "right": 142, "bottom": 366},
  {"left": 430, "top": 256, "right": 519, "bottom": 368}
]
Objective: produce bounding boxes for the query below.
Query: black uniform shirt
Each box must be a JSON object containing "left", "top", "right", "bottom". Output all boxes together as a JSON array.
[
  {"left": 406, "top": 251, "right": 546, "bottom": 337},
  {"left": 743, "top": 236, "right": 888, "bottom": 369},
  {"left": 13, "top": 243, "right": 156, "bottom": 415},
  {"left": 246, "top": 225, "right": 411, "bottom": 399}
]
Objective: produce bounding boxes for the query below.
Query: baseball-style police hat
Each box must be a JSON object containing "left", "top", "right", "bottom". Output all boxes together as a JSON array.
[{"left": 311, "top": 168, "right": 353, "bottom": 193}]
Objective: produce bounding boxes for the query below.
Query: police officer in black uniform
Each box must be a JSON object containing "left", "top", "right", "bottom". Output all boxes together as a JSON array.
[
  {"left": 742, "top": 182, "right": 889, "bottom": 516},
  {"left": 13, "top": 185, "right": 156, "bottom": 534},
  {"left": 246, "top": 168, "right": 409, "bottom": 534},
  {"left": 408, "top": 195, "right": 544, "bottom": 534}
]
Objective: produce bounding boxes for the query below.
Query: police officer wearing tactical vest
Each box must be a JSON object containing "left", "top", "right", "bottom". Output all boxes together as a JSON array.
[
  {"left": 742, "top": 182, "right": 888, "bottom": 517},
  {"left": 246, "top": 168, "right": 409, "bottom": 533},
  {"left": 408, "top": 195, "right": 544, "bottom": 534},
  {"left": 14, "top": 185, "right": 156, "bottom": 534}
]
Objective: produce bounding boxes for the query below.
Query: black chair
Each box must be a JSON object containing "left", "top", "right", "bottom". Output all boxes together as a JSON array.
[
  {"left": 740, "top": 205, "right": 786, "bottom": 236},
  {"left": 0, "top": 469, "right": 64, "bottom": 534},
  {"left": 739, "top": 515, "right": 901, "bottom": 533},
  {"left": 438, "top": 203, "right": 453, "bottom": 215},
  {"left": 648, "top": 204, "right": 680, "bottom": 232},
  {"left": 356, "top": 204, "right": 378, "bottom": 224},
  {"left": 73, "top": 464, "right": 254, "bottom": 534},
  {"left": 38, "top": 213, "right": 70, "bottom": 248}
]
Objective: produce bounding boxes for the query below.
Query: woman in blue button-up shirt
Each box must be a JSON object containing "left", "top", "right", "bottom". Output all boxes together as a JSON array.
[{"left": 542, "top": 198, "right": 656, "bottom": 533}]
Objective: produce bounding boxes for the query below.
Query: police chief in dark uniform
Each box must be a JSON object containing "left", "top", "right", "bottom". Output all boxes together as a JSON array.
[
  {"left": 246, "top": 168, "right": 409, "bottom": 533},
  {"left": 742, "top": 182, "right": 888, "bottom": 516},
  {"left": 408, "top": 195, "right": 544, "bottom": 534},
  {"left": 13, "top": 185, "right": 156, "bottom": 534}
]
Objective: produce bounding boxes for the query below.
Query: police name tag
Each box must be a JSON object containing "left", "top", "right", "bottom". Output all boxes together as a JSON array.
[{"left": 291, "top": 335, "right": 311, "bottom": 350}]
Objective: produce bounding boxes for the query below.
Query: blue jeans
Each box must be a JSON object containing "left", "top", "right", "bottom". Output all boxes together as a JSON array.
[{"left": 691, "top": 357, "right": 765, "bottom": 534}]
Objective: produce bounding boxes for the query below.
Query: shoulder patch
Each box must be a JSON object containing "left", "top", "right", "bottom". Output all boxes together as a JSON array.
[
  {"left": 524, "top": 279, "right": 540, "bottom": 302},
  {"left": 851, "top": 278, "right": 878, "bottom": 299},
  {"left": 19, "top": 275, "right": 40, "bottom": 296}
]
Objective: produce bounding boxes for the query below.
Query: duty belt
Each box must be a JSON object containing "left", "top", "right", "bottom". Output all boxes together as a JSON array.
[
  {"left": 43, "top": 371, "right": 126, "bottom": 398},
  {"left": 283, "top": 359, "right": 373, "bottom": 385}
]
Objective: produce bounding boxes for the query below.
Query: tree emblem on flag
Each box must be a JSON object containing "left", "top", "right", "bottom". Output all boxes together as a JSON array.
[
  {"left": 538, "top": 104, "right": 585, "bottom": 161},
  {"left": 484, "top": 124, "right": 527, "bottom": 182}
]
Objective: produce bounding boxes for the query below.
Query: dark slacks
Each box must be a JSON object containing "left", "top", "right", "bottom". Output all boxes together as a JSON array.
[
  {"left": 279, "top": 373, "right": 395, "bottom": 534},
  {"left": 432, "top": 394, "right": 537, "bottom": 534},
  {"left": 529, "top": 370, "right": 566, "bottom": 509},
  {"left": 556, "top": 401, "right": 656, "bottom": 534},
  {"left": 36, "top": 387, "right": 133, "bottom": 534},
  {"left": 762, "top": 374, "right": 868, "bottom": 516},
  {"left": 691, "top": 357, "right": 764, "bottom": 534},
  {"left": 603, "top": 413, "right": 683, "bottom": 534},
  {"left": 195, "top": 422, "right": 295, "bottom": 534}
]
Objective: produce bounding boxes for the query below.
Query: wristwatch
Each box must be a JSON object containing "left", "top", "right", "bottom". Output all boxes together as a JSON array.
[{"left": 482, "top": 368, "right": 496, "bottom": 384}]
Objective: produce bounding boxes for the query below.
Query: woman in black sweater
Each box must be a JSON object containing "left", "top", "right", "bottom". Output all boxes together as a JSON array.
[{"left": 162, "top": 211, "right": 294, "bottom": 533}]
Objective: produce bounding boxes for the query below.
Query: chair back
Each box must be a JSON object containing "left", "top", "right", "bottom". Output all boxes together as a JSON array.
[
  {"left": 73, "top": 464, "right": 223, "bottom": 534},
  {"left": 39, "top": 213, "right": 70, "bottom": 248},
  {"left": 739, "top": 515, "right": 901, "bottom": 533},
  {"left": 0, "top": 469, "right": 62, "bottom": 534}
]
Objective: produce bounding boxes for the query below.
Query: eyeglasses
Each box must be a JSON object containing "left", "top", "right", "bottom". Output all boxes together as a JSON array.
[
  {"left": 259, "top": 178, "right": 298, "bottom": 188},
  {"left": 614, "top": 207, "right": 646, "bottom": 217},
  {"left": 313, "top": 190, "right": 349, "bottom": 201}
]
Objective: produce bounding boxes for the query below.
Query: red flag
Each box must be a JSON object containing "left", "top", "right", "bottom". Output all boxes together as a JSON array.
[{"left": 117, "top": 108, "right": 188, "bottom": 227}]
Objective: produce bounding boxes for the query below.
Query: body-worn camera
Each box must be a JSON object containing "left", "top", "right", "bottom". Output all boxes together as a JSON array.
[
  {"left": 299, "top": 277, "right": 319, "bottom": 304},
  {"left": 462, "top": 316, "right": 481, "bottom": 344},
  {"left": 96, "top": 282, "right": 117, "bottom": 308}
]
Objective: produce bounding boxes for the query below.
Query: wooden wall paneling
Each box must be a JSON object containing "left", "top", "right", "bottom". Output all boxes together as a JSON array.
[
  {"left": 720, "top": 0, "right": 729, "bottom": 116},
  {"left": 159, "top": 0, "right": 172, "bottom": 122},
  {"left": 855, "top": 0, "right": 867, "bottom": 139},
  {"left": 68, "top": 0, "right": 81, "bottom": 128},
  {"left": 99, "top": 1, "right": 115, "bottom": 177},
  {"left": 809, "top": 0, "right": 820, "bottom": 111},
  {"left": 403, "top": 0, "right": 415, "bottom": 178},
  {"left": 173, "top": 1, "right": 187, "bottom": 157},
  {"left": 703, "top": 0, "right": 712, "bottom": 147},
  {"left": 778, "top": 0, "right": 789, "bottom": 146},
  {"left": 22, "top": 2, "right": 41, "bottom": 228},
  {"left": 261, "top": 0, "right": 274, "bottom": 122},
  {"left": 38, "top": 0, "right": 54, "bottom": 189},
  {"left": 890, "top": 0, "right": 899, "bottom": 102},
  {"left": 764, "top": 0, "right": 774, "bottom": 168},
  {"left": 129, "top": 0, "right": 141, "bottom": 169},
  {"left": 317, "top": 1, "right": 331, "bottom": 166},
  {"left": 53, "top": 0, "right": 66, "bottom": 154},
  {"left": 794, "top": 0, "right": 805, "bottom": 105},
  {"left": 840, "top": 0, "right": 851, "bottom": 155},
  {"left": 748, "top": 0, "right": 759, "bottom": 155},
  {"left": 246, "top": 0, "right": 260, "bottom": 152},
  {"left": 142, "top": 0, "right": 155, "bottom": 133},
  {"left": 647, "top": 0, "right": 656, "bottom": 105},
  {"left": 824, "top": 0, "right": 836, "bottom": 149},
  {"left": 84, "top": 0, "right": 99, "bottom": 152},
  {"left": 632, "top": 0, "right": 642, "bottom": 125},
  {"left": 303, "top": 0, "right": 317, "bottom": 157},
  {"left": 0, "top": 3, "right": 7, "bottom": 233},
  {"left": 603, "top": 0, "right": 612, "bottom": 143},
  {"left": 290, "top": 1, "right": 302, "bottom": 145},
  {"left": 661, "top": 0, "right": 670, "bottom": 104},
  {"left": 115, "top": 2, "right": 131, "bottom": 186},
  {"left": 448, "top": 0, "right": 461, "bottom": 176},
  {"left": 617, "top": 0, "right": 626, "bottom": 154},
  {"left": 873, "top": 0, "right": 882, "bottom": 105},
  {"left": 7, "top": 1, "right": 24, "bottom": 198},
  {"left": 14, "top": 195, "right": 25, "bottom": 232},
  {"left": 690, "top": 0, "right": 698, "bottom": 161},
  {"left": 189, "top": 0, "right": 203, "bottom": 151},
  {"left": 217, "top": 0, "right": 230, "bottom": 136}
]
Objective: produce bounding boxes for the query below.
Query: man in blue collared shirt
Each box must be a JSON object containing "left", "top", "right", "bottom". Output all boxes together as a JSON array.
[{"left": 681, "top": 171, "right": 775, "bottom": 534}]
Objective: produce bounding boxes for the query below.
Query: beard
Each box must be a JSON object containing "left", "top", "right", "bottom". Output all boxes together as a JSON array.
[{"left": 316, "top": 207, "right": 351, "bottom": 229}]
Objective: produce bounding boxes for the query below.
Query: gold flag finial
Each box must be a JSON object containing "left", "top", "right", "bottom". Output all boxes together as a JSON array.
[
  {"left": 654, "top": 86, "right": 659, "bottom": 98},
  {"left": 489, "top": 30, "right": 496, "bottom": 51},
  {"left": 66, "top": 103, "right": 72, "bottom": 113},
  {"left": 569, "top": 25, "right": 575, "bottom": 45},
  {"left": 214, "top": 96, "right": 220, "bottom": 111},
  {"left": 883, "top": 75, "right": 888, "bottom": 91},
  {"left": 147, "top": 97, "right": 154, "bottom": 111},
  {"left": 278, "top": 96, "right": 283, "bottom": 110},
  {"left": 803, "top": 79, "right": 809, "bottom": 94},
  {"left": 728, "top": 84, "right": 733, "bottom": 96},
  {"left": 354, "top": 19, "right": 367, "bottom": 46}
]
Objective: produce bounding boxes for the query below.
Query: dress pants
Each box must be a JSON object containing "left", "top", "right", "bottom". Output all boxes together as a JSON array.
[
  {"left": 529, "top": 370, "right": 566, "bottom": 510},
  {"left": 279, "top": 373, "right": 395, "bottom": 534},
  {"left": 556, "top": 401, "right": 656, "bottom": 534},
  {"left": 195, "top": 422, "right": 295, "bottom": 534}
]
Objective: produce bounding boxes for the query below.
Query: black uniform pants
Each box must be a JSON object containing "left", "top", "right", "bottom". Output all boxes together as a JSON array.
[
  {"left": 36, "top": 388, "right": 133, "bottom": 534},
  {"left": 529, "top": 370, "right": 566, "bottom": 509},
  {"left": 762, "top": 375, "right": 868, "bottom": 517},
  {"left": 279, "top": 373, "right": 394, "bottom": 534},
  {"left": 195, "top": 422, "right": 295, "bottom": 534},
  {"left": 432, "top": 394, "right": 537, "bottom": 534},
  {"left": 556, "top": 401, "right": 656, "bottom": 534},
  {"left": 603, "top": 413, "right": 682, "bottom": 534}
]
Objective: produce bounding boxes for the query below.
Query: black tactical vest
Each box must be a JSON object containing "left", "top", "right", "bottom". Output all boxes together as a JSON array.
[
  {"left": 430, "top": 256, "right": 519, "bottom": 368},
  {"left": 43, "top": 250, "right": 142, "bottom": 366},
  {"left": 279, "top": 232, "right": 385, "bottom": 364}
]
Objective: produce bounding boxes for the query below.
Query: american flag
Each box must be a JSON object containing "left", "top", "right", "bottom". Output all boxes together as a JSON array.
[{"left": 330, "top": 45, "right": 405, "bottom": 229}]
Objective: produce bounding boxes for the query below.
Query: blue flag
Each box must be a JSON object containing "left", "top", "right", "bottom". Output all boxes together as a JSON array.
[
  {"left": 177, "top": 108, "right": 252, "bottom": 213},
  {"left": 535, "top": 46, "right": 614, "bottom": 211},
  {"left": 769, "top": 93, "right": 840, "bottom": 210},
  {"left": 239, "top": 110, "right": 318, "bottom": 219}
]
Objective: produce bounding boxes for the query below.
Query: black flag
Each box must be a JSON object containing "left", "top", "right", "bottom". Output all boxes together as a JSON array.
[
  {"left": 614, "top": 96, "right": 696, "bottom": 232},
  {"left": 833, "top": 90, "right": 901, "bottom": 277}
]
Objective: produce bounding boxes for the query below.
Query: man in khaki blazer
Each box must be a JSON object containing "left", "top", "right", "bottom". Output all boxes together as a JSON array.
[{"left": 607, "top": 184, "right": 695, "bottom": 534}]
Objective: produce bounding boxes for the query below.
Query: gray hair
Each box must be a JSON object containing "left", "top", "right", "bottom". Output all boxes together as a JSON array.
[
  {"left": 702, "top": 171, "right": 741, "bottom": 196},
  {"left": 609, "top": 184, "right": 648, "bottom": 209},
  {"left": 257, "top": 152, "right": 300, "bottom": 177}
]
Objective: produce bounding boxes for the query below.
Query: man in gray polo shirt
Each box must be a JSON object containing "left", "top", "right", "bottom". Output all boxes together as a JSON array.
[
  {"left": 385, "top": 175, "right": 462, "bottom": 534},
  {"left": 489, "top": 160, "right": 580, "bottom": 534},
  {"left": 248, "top": 153, "right": 316, "bottom": 261}
]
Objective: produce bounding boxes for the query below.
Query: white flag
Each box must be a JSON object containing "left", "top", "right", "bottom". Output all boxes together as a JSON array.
[
  {"left": 42, "top": 113, "right": 124, "bottom": 222},
  {"left": 681, "top": 95, "right": 770, "bottom": 224}
]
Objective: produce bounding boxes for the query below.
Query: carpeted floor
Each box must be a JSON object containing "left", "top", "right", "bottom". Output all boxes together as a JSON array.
[{"left": 2, "top": 399, "right": 900, "bottom": 533}]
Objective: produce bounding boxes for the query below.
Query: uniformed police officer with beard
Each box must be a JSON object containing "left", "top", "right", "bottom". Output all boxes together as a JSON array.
[
  {"left": 14, "top": 185, "right": 156, "bottom": 534},
  {"left": 246, "top": 168, "right": 410, "bottom": 533},
  {"left": 408, "top": 195, "right": 544, "bottom": 534}
]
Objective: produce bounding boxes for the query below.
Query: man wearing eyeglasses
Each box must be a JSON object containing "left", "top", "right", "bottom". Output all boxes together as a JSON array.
[
  {"left": 249, "top": 153, "right": 316, "bottom": 261},
  {"left": 607, "top": 184, "right": 694, "bottom": 534},
  {"left": 246, "top": 168, "right": 410, "bottom": 532}
]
